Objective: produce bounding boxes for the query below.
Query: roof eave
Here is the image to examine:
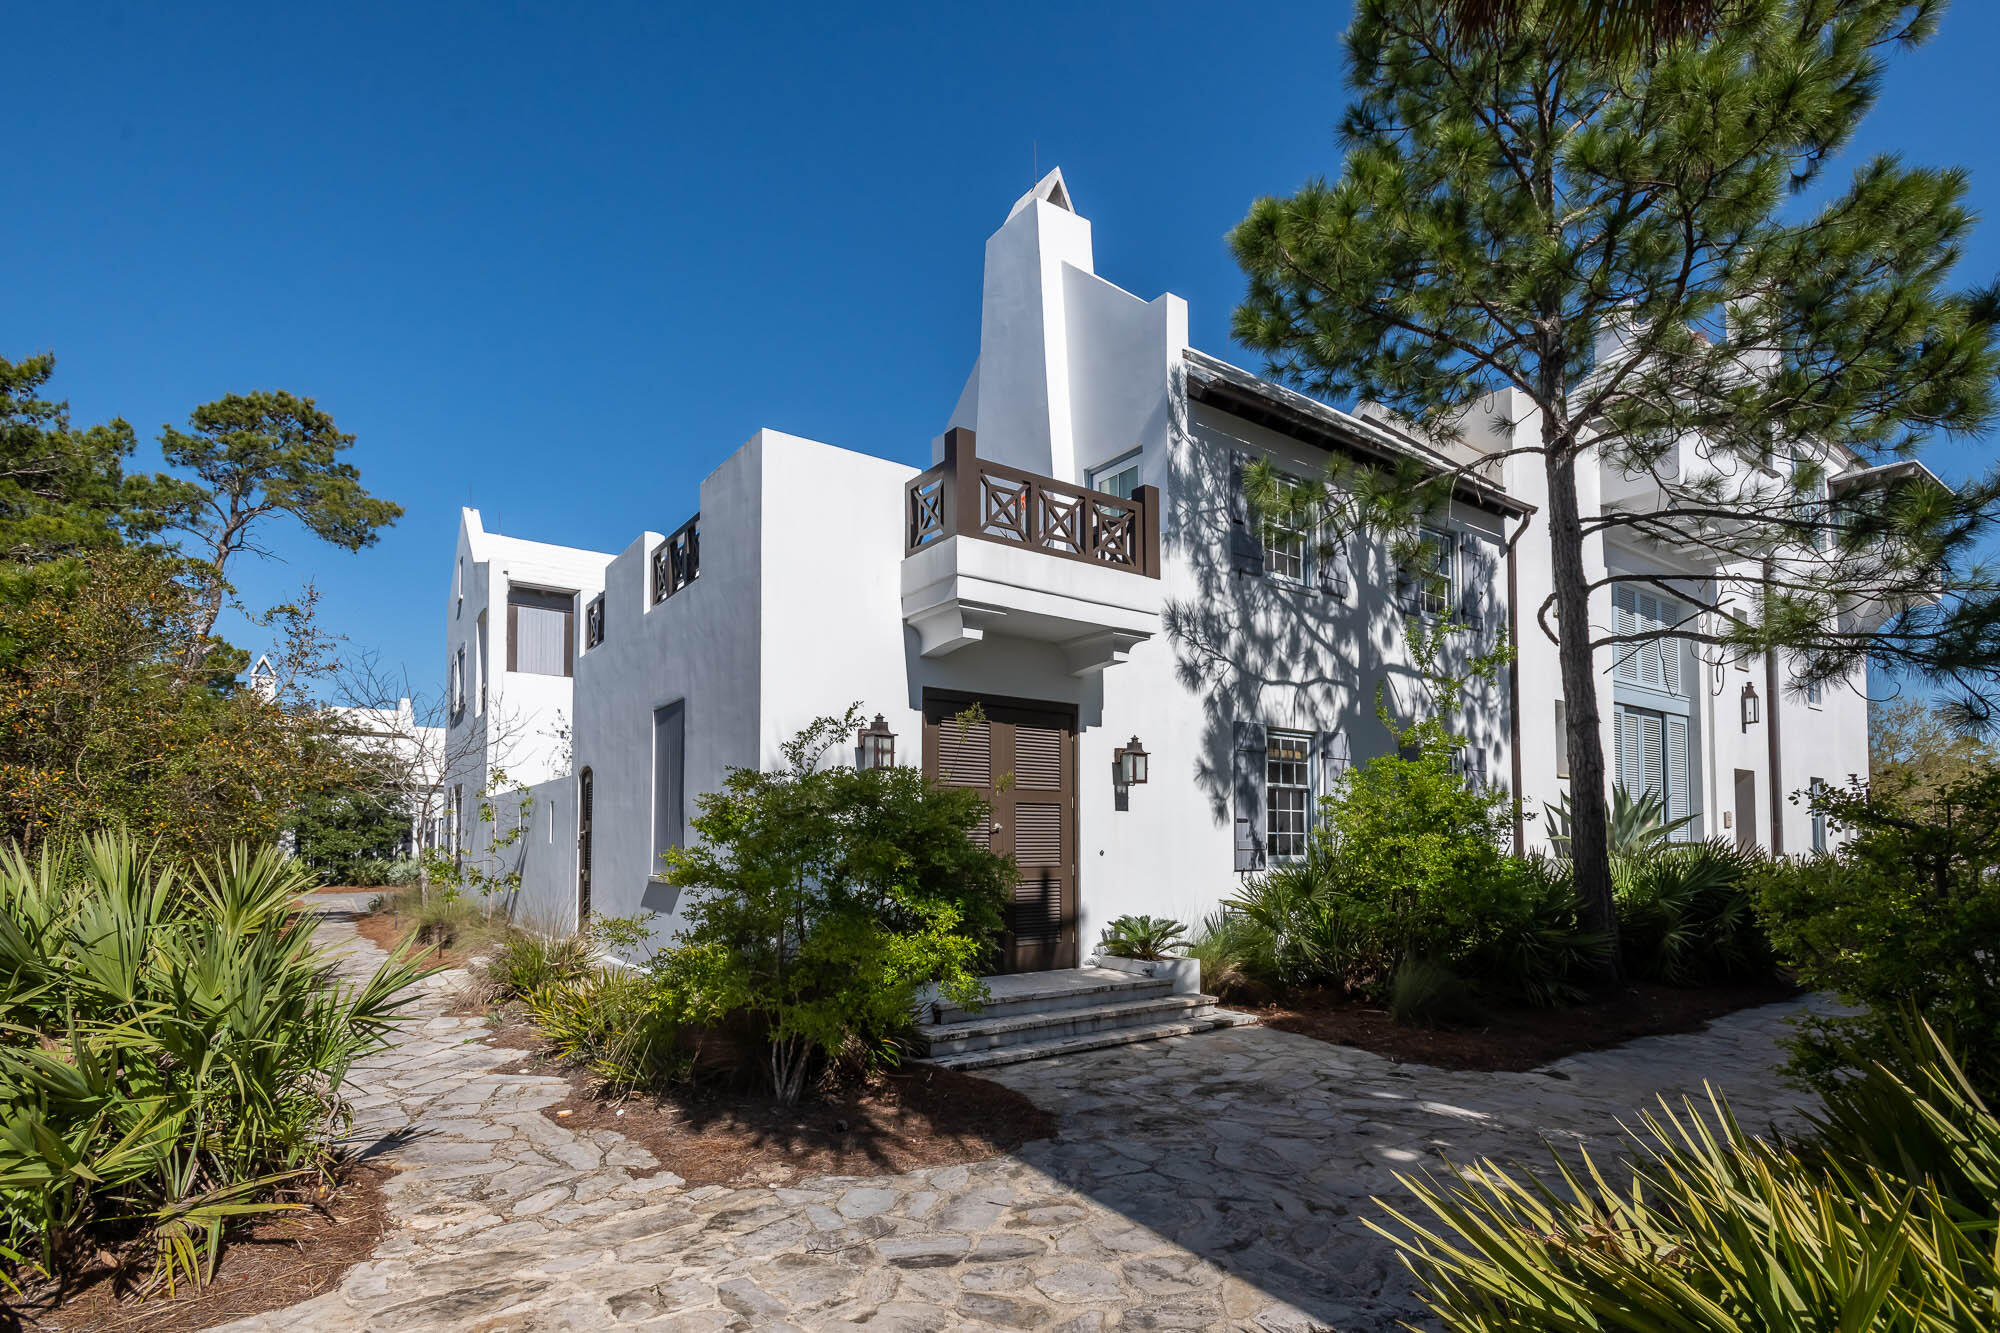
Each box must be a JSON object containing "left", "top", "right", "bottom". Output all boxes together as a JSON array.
[{"left": 1183, "top": 349, "right": 1533, "bottom": 518}]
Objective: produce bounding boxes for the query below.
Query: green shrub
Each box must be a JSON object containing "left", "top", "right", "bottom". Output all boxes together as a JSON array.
[
  {"left": 1375, "top": 1020, "right": 2000, "bottom": 1331},
  {"left": 1096, "top": 915, "right": 1188, "bottom": 961},
  {"left": 1467, "top": 853, "right": 1606, "bottom": 1009},
  {"left": 285, "top": 788, "right": 412, "bottom": 886},
  {"left": 0, "top": 835, "right": 430, "bottom": 1291},
  {"left": 654, "top": 707, "right": 1013, "bottom": 1102},
  {"left": 484, "top": 930, "right": 596, "bottom": 1001},
  {"left": 1388, "top": 957, "right": 1481, "bottom": 1027},
  {"left": 374, "top": 885, "right": 508, "bottom": 955},
  {"left": 1185, "top": 911, "right": 1274, "bottom": 1003},
  {"left": 1229, "top": 723, "right": 1603, "bottom": 1008},
  {"left": 1613, "top": 840, "right": 1772, "bottom": 986},
  {"left": 1756, "top": 771, "right": 2000, "bottom": 1097},
  {"left": 525, "top": 968, "right": 685, "bottom": 1092}
]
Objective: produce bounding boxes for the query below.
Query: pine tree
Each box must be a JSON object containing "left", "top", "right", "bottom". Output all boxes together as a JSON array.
[{"left": 1230, "top": 0, "right": 1999, "bottom": 971}]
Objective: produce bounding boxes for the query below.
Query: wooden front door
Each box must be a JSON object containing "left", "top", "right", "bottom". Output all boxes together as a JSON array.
[{"left": 923, "top": 694, "right": 1078, "bottom": 973}]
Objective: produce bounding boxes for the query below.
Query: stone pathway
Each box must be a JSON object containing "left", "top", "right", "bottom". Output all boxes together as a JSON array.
[{"left": 221, "top": 899, "right": 1828, "bottom": 1332}]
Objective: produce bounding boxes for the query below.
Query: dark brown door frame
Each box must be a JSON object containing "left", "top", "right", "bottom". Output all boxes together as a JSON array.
[
  {"left": 576, "top": 767, "right": 594, "bottom": 926},
  {"left": 921, "top": 688, "right": 1080, "bottom": 973}
]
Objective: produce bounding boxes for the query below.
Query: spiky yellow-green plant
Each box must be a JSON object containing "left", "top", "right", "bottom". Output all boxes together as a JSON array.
[
  {"left": 0, "top": 834, "right": 433, "bottom": 1294},
  {"left": 1373, "top": 1020, "right": 2000, "bottom": 1330}
]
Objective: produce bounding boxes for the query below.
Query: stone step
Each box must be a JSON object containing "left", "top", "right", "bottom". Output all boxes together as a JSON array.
[
  {"left": 918, "top": 1013, "right": 1248, "bottom": 1071},
  {"left": 930, "top": 967, "right": 1170, "bottom": 1026},
  {"left": 918, "top": 993, "right": 1218, "bottom": 1057}
]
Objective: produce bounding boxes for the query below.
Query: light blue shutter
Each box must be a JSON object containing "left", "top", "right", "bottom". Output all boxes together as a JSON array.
[
  {"left": 1640, "top": 712, "right": 1666, "bottom": 805},
  {"left": 1613, "top": 588, "right": 1638, "bottom": 682},
  {"left": 1612, "top": 706, "right": 1629, "bottom": 794},
  {"left": 1664, "top": 714, "right": 1690, "bottom": 835}
]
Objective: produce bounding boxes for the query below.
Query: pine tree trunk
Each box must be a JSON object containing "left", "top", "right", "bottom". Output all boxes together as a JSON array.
[{"left": 1545, "top": 446, "right": 1622, "bottom": 983}]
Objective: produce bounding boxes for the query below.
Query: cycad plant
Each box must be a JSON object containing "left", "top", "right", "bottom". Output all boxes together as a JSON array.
[
  {"left": 0, "top": 835, "right": 431, "bottom": 1296},
  {"left": 1095, "top": 915, "right": 1190, "bottom": 962},
  {"left": 1544, "top": 786, "right": 1694, "bottom": 859}
]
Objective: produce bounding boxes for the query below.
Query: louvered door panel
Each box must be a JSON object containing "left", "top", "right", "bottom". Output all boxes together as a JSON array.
[
  {"left": 923, "top": 697, "right": 1076, "bottom": 973},
  {"left": 935, "top": 720, "right": 991, "bottom": 786},
  {"left": 1013, "top": 803, "right": 1062, "bottom": 865},
  {"left": 1014, "top": 726, "right": 1062, "bottom": 791}
]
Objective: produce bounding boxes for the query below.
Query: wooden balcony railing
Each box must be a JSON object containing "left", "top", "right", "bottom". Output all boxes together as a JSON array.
[
  {"left": 651, "top": 514, "right": 699, "bottom": 604},
  {"left": 905, "top": 429, "right": 1160, "bottom": 578}
]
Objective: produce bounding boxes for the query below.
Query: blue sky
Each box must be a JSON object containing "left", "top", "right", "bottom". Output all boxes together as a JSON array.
[{"left": 8, "top": 1, "right": 1999, "bottom": 695}]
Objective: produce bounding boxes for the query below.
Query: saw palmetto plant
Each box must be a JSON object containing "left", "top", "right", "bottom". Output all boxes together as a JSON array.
[{"left": 0, "top": 835, "right": 431, "bottom": 1296}]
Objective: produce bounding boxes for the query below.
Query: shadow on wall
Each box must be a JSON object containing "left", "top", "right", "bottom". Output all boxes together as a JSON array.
[{"left": 1162, "top": 383, "right": 1510, "bottom": 834}]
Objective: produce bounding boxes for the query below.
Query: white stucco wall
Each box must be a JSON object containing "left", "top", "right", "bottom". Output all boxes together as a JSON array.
[
  {"left": 531, "top": 439, "right": 768, "bottom": 952},
  {"left": 445, "top": 167, "right": 1871, "bottom": 972},
  {"left": 440, "top": 509, "right": 610, "bottom": 893}
]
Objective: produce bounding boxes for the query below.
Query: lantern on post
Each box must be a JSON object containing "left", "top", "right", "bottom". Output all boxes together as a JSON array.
[{"left": 857, "top": 714, "right": 897, "bottom": 770}]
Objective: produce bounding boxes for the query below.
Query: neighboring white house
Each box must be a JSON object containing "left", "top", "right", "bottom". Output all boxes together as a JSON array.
[
  {"left": 443, "top": 169, "right": 1871, "bottom": 966},
  {"left": 325, "top": 698, "right": 448, "bottom": 854}
]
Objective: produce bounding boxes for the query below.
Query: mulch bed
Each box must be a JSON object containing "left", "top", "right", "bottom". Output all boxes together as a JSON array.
[
  {"left": 15, "top": 1159, "right": 396, "bottom": 1333},
  {"left": 483, "top": 1013, "right": 1056, "bottom": 1188},
  {"left": 1258, "top": 979, "right": 1802, "bottom": 1072}
]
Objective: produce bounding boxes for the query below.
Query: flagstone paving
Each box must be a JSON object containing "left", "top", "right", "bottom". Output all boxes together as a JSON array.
[{"left": 219, "top": 898, "right": 1829, "bottom": 1332}]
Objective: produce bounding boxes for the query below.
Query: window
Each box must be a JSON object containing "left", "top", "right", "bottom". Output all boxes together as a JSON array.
[
  {"left": 455, "top": 559, "right": 464, "bottom": 616},
  {"left": 1612, "top": 586, "right": 1684, "bottom": 696},
  {"left": 1806, "top": 676, "right": 1823, "bottom": 707},
  {"left": 453, "top": 647, "right": 467, "bottom": 718},
  {"left": 1088, "top": 451, "right": 1141, "bottom": 499},
  {"left": 476, "top": 610, "right": 488, "bottom": 713},
  {"left": 1263, "top": 476, "right": 1308, "bottom": 584},
  {"left": 1408, "top": 528, "right": 1456, "bottom": 616},
  {"left": 507, "top": 587, "right": 574, "bottom": 677},
  {"left": 584, "top": 593, "right": 606, "bottom": 649},
  {"left": 653, "top": 703, "right": 685, "bottom": 871},
  {"left": 1265, "top": 730, "right": 1313, "bottom": 861},
  {"left": 1613, "top": 703, "right": 1693, "bottom": 839},
  {"left": 1810, "top": 777, "right": 1828, "bottom": 853}
]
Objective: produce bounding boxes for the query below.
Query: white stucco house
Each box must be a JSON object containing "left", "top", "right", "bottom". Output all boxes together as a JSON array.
[{"left": 441, "top": 169, "right": 1870, "bottom": 974}]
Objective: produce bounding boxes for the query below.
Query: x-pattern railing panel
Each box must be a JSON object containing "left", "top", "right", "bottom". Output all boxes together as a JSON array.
[{"left": 902, "top": 431, "right": 1157, "bottom": 577}]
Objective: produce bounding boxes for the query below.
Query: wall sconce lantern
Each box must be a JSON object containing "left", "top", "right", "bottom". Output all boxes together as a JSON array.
[
  {"left": 857, "top": 714, "right": 896, "bottom": 770},
  {"left": 1112, "top": 736, "right": 1148, "bottom": 812},
  {"left": 1740, "top": 682, "right": 1761, "bottom": 731},
  {"left": 1115, "top": 736, "right": 1149, "bottom": 787}
]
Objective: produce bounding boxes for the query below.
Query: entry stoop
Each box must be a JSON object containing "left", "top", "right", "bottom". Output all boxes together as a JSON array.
[{"left": 912, "top": 966, "right": 1249, "bottom": 1070}]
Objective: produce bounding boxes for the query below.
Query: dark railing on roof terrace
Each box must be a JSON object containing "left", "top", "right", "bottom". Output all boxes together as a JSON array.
[
  {"left": 651, "top": 514, "right": 699, "bottom": 604},
  {"left": 904, "top": 428, "right": 1160, "bottom": 578}
]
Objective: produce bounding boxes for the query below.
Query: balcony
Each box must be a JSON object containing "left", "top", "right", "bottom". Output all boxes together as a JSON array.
[{"left": 900, "top": 429, "right": 1162, "bottom": 674}]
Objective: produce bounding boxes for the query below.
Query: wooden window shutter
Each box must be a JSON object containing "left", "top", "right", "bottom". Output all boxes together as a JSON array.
[
  {"left": 1227, "top": 452, "right": 1266, "bottom": 577},
  {"left": 1315, "top": 542, "right": 1349, "bottom": 599},
  {"left": 1458, "top": 532, "right": 1483, "bottom": 629},
  {"left": 1232, "top": 720, "right": 1267, "bottom": 871},
  {"left": 1314, "top": 730, "right": 1350, "bottom": 802}
]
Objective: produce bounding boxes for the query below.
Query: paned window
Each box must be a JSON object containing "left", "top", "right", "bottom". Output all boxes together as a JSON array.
[
  {"left": 1263, "top": 476, "right": 1307, "bottom": 584},
  {"left": 1089, "top": 452, "right": 1141, "bottom": 499},
  {"left": 1411, "top": 528, "right": 1456, "bottom": 616},
  {"left": 1265, "top": 730, "right": 1314, "bottom": 861}
]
